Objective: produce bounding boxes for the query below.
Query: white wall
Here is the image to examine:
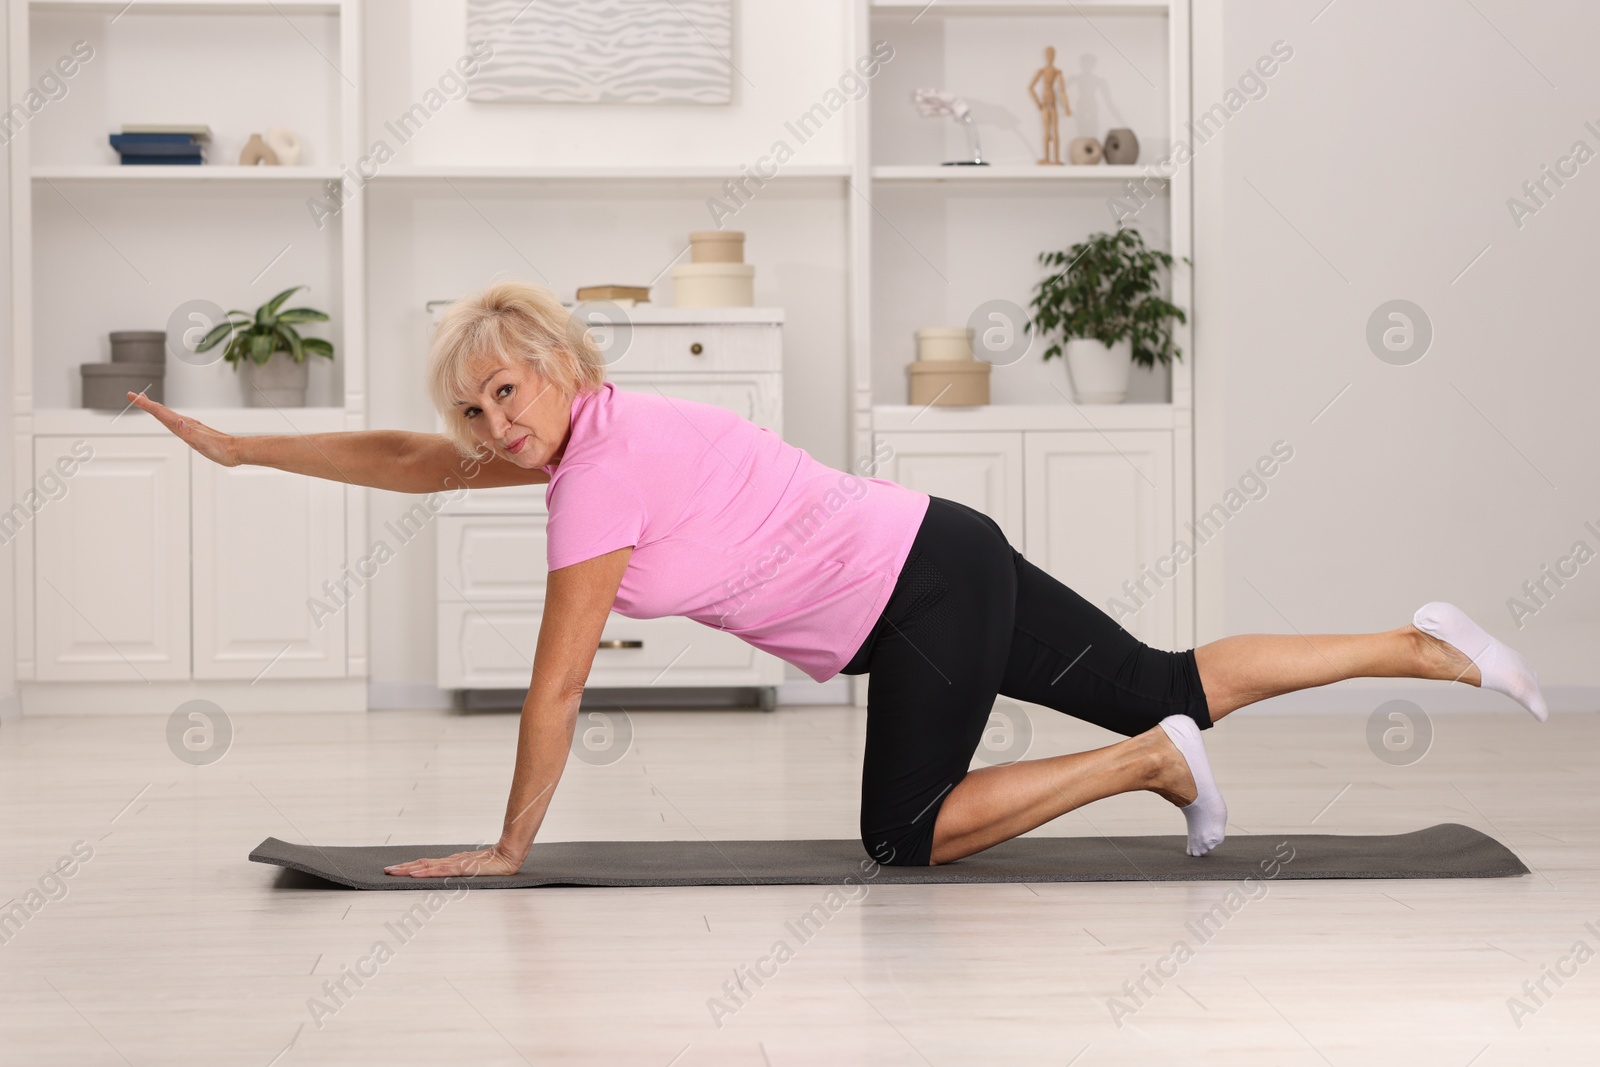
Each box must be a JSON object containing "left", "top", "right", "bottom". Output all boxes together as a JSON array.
[
  {"left": 360, "top": 0, "right": 854, "bottom": 703},
  {"left": 1193, "top": 0, "right": 1600, "bottom": 709}
]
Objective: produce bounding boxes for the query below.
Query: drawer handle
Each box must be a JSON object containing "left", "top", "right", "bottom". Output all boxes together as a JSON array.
[
  {"left": 597, "top": 639, "right": 644, "bottom": 649},
  {"left": 689, "top": 342, "right": 704, "bottom": 355}
]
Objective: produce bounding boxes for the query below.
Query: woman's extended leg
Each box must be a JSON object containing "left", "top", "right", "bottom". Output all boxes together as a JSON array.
[{"left": 1195, "top": 625, "right": 1479, "bottom": 721}]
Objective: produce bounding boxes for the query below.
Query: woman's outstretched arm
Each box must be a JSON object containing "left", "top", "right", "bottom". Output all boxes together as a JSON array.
[{"left": 125, "top": 390, "right": 548, "bottom": 494}]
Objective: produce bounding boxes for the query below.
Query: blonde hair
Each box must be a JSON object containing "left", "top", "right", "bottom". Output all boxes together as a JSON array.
[{"left": 427, "top": 281, "right": 607, "bottom": 459}]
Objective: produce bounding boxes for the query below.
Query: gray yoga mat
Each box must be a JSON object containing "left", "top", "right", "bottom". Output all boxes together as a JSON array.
[{"left": 250, "top": 822, "right": 1526, "bottom": 890}]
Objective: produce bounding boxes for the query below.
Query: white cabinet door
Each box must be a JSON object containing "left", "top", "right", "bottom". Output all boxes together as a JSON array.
[
  {"left": 1024, "top": 431, "right": 1175, "bottom": 648},
  {"left": 192, "top": 459, "right": 346, "bottom": 679},
  {"left": 34, "top": 435, "right": 191, "bottom": 681},
  {"left": 873, "top": 431, "right": 1024, "bottom": 545}
]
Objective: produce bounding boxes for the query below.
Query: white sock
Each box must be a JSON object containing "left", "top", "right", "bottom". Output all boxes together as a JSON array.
[
  {"left": 1412, "top": 602, "right": 1548, "bottom": 722},
  {"left": 1157, "top": 714, "right": 1228, "bottom": 857}
]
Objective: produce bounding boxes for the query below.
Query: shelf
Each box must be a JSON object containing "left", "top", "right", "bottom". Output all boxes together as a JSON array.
[
  {"left": 871, "top": 1, "right": 1170, "bottom": 16},
  {"left": 372, "top": 164, "right": 852, "bottom": 182},
  {"left": 872, "top": 164, "right": 1155, "bottom": 183},
  {"left": 31, "top": 0, "right": 340, "bottom": 13},
  {"left": 581, "top": 306, "right": 786, "bottom": 325},
  {"left": 33, "top": 165, "right": 343, "bottom": 182},
  {"left": 873, "top": 402, "right": 1175, "bottom": 432},
  {"left": 29, "top": 406, "right": 347, "bottom": 436}
]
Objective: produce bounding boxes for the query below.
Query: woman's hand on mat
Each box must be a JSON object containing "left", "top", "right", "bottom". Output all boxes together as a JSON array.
[
  {"left": 126, "top": 392, "right": 241, "bottom": 468},
  {"left": 383, "top": 843, "right": 524, "bottom": 878}
]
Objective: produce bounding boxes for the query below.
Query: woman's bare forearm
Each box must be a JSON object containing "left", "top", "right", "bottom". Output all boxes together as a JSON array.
[
  {"left": 498, "top": 692, "right": 581, "bottom": 860},
  {"left": 235, "top": 430, "right": 546, "bottom": 494}
]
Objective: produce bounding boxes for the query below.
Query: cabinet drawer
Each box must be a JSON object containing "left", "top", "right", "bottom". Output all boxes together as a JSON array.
[
  {"left": 615, "top": 324, "right": 780, "bottom": 374},
  {"left": 437, "top": 601, "right": 541, "bottom": 689},
  {"left": 437, "top": 515, "right": 547, "bottom": 601},
  {"left": 436, "top": 602, "right": 779, "bottom": 690},
  {"left": 591, "top": 614, "right": 764, "bottom": 685},
  {"left": 610, "top": 373, "right": 781, "bottom": 431}
]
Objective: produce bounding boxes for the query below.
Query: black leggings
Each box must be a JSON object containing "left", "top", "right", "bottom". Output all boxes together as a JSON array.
[{"left": 839, "top": 496, "right": 1212, "bottom": 867}]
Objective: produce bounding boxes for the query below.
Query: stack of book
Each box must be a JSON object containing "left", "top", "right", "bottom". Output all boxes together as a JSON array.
[
  {"left": 109, "top": 124, "right": 211, "bottom": 165},
  {"left": 575, "top": 284, "right": 651, "bottom": 307}
]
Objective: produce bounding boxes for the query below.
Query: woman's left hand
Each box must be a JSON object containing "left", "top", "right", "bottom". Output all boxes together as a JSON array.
[{"left": 383, "top": 843, "right": 524, "bottom": 878}]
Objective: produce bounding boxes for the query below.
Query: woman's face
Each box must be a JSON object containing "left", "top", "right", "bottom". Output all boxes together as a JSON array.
[{"left": 455, "top": 354, "right": 572, "bottom": 469}]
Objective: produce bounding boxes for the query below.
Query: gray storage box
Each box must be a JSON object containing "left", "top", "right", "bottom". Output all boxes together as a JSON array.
[
  {"left": 109, "top": 330, "right": 167, "bottom": 363},
  {"left": 81, "top": 362, "right": 164, "bottom": 409}
]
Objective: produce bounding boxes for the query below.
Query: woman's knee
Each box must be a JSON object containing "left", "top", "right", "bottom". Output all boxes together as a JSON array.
[
  {"left": 1123, "top": 643, "right": 1213, "bottom": 730},
  {"left": 858, "top": 832, "right": 926, "bottom": 867}
]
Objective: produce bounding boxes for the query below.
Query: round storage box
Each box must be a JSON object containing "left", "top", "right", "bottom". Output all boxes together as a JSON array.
[
  {"left": 109, "top": 330, "right": 167, "bottom": 363},
  {"left": 916, "top": 327, "right": 974, "bottom": 361},
  {"left": 907, "top": 359, "right": 989, "bottom": 406},
  {"left": 688, "top": 230, "right": 746, "bottom": 264},
  {"left": 672, "top": 262, "right": 755, "bottom": 308},
  {"left": 82, "top": 362, "right": 165, "bottom": 409}
]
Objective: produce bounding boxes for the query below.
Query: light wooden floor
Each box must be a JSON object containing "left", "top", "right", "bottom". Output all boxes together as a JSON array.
[{"left": 0, "top": 701, "right": 1594, "bottom": 1066}]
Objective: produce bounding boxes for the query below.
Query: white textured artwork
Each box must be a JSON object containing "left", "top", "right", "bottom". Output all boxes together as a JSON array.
[{"left": 466, "top": 0, "right": 734, "bottom": 105}]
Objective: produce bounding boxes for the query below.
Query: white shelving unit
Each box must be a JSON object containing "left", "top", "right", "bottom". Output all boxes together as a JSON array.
[
  {"left": 7, "top": 0, "right": 1194, "bottom": 712},
  {"left": 848, "top": 0, "right": 1195, "bottom": 646},
  {"left": 870, "top": 2, "right": 1172, "bottom": 16},
  {"left": 369, "top": 164, "right": 854, "bottom": 182},
  {"left": 6, "top": 0, "right": 370, "bottom": 710},
  {"left": 31, "top": 165, "right": 345, "bottom": 181},
  {"left": 871, "top": 163, "right": 1148, "bottom": 181}
]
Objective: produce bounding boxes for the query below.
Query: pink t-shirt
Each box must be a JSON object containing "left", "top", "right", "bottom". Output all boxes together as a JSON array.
[{"left": 541, "top": 382, "right": 929, "bottom": 682}]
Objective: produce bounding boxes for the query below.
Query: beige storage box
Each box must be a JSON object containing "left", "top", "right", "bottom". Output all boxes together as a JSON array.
[
  {"left": 688, "top": 230, "right": 745, "bottom": 264},
  {"left": 907, "top": 359, "right": 989, "bottom": 406},
  {"left": 916, "top": 327, "right": 974, "bottom": 361},
  {"left": 672, "top": 262, "right": 755, "bottom": 307}
]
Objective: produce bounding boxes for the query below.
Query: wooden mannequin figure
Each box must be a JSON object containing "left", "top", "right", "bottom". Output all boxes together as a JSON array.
[{"left": 1028, "top": 46, "right": 1071, "bottom": 165}]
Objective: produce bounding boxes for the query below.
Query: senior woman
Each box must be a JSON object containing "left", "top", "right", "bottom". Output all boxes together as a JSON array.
[{"left": 128, "top": 281, "right": 1547, "bottom": 875}]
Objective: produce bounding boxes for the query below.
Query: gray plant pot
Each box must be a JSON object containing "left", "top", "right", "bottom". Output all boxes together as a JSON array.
[{"left": 243, "top": 351, "right": 310, "bottom": 407}]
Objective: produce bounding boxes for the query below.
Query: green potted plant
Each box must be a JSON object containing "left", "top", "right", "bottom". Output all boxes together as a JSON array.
[
  {"left": 1029, "top": 228, "right": 1187, "bottom": 403},
  {"left": 196, "top": 285, "right": 334, "bottom": 407}
]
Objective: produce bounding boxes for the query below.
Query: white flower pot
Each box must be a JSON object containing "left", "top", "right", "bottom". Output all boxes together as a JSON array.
[
  {"left": 1064, "top": 338, "right": 1132, "bottom": 404},
  {"left": 243, "top": 351, "right": 310, "bottom": 407}
]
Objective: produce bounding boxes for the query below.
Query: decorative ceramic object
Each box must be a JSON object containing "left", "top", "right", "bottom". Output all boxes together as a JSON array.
[
  {"left": 1068, "top": 137, "right": 1103, "bottom": 165},
  {"left": 1028, "top": 46, "right": 1071, "bottom": 165},
  {"left": 672, "top": 263, "right": 754, "bottom": 307},
  {"left": 239, "top": 133, "right": 278, "bottom": 166},
  {"left": 915, "top": 328, "right": 974, "bottom": 361},
  {"left": 914, "top": 89, "right": 987, "bottom": 166},
  {"left": 689, "top": 230, "right": 745, "bottom": 264},
  {"left": 264, "top": 127, "right": 302, "bottom": 165},
  {"left": 1103, "top": 128, "right": 1140, "bottom": 165},
  {"left": 907, "top": 360, "right": 989, "bottom": 406},
  {"left": 244, "top": 350, "right": 310, "bottom": 407},
  {"left": 1064, "top": 338, "right": 1132, "bottom": 403}
]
